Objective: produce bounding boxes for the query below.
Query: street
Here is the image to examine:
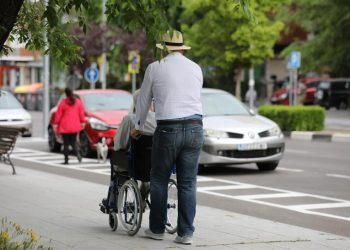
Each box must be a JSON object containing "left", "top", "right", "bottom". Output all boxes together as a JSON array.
[{"left": 11, "top": 110, "right": 350, "bottom": 238}]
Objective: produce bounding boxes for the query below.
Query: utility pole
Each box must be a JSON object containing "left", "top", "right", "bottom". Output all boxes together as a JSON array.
[
  {"left": 248, "top": 67, "right": 256, "bottom": 110},
  {"left": 287, "top": 51, "right": 301, "bottom": 106},
  {"left": 100, "top": 0, "right": 107, "bottom": 89},
  {"left": 43, "top": 0, "right": 50, "bottom": 139}
]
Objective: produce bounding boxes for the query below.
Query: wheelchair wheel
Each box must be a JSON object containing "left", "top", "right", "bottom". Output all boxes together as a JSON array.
[
  {"left": 165, "top": 178, "right": 178, "bottom": 234},
  {"left": 117, "top": 179, "right": 143, "bottom": 236},
  {"left": 109, "top": 212, "right": 118, "bottom": 231}
]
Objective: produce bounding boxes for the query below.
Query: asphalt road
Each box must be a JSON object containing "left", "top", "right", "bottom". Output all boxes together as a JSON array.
[
  {"left": 14, "top": 109, "right": 350, "bottom": 238},
  {"left": 29, "top": 109, "right": 350, "bottom": 138},
  {"left": 197, "top": 139, "right": 350, "bottom": 237}
]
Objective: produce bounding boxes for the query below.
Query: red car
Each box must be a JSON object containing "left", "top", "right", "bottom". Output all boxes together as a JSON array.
[
  {"left": 270, "top": 77, "right": 323, "bottom": 105},
  {"left": 48, "top": 89, "right": 133, "bottom": 157},
  {"left": 301, "top": 77, "right": 326, "bottom": 105}
]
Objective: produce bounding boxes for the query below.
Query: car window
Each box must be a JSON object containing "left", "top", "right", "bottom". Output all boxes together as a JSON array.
[
  {"left": 331, "top": 81, "right": 346, "bottom": 91},
  {"left": 0, "top": 91, "right": 23, "bottom": 109},
  {"left": 307, "top": 81, "right": 320, "bottom": 88},
  {"left": 202, "top": 92, "right": 250, "bottom": 116},
  {"left": 82, "top": 92, "right": 133, "bottom": 111}
]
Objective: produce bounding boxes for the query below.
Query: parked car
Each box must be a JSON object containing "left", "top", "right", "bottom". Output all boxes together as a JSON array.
[
  {"left": 270, "top": 77, "right": 321, "bottom": 105},
  {"left": 200, "top": 88, "right": 285, "bottom": 171},
  {"left": 315, "top": 78, "right": 350, "bottom": 110},
  {"left": 48, "top": 89, "right": 133, "bottom": 157},
  {"left": 0, "top": 90, "right": 32, "bottom": 136},
  {"left": 270, "top": 80, "right": 303, "bottom": 105},
  {"left": 270, "top": 82, "right": 290, "bottom": 105}
]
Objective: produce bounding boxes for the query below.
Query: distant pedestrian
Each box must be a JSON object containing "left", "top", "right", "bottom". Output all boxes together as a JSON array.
[
  {"left": 131, "top": 30, "right": 204, "bottom": 245},
  {"left": 53, "top": 87, "right": 85, "bottom": 164}
]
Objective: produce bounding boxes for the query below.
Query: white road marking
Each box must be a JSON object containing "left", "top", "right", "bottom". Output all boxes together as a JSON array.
[
  {"left": 197, "top": 184, "right": 255, "bottom": 192},
  {"left": 30, "top": 155, "right": 63, "bottom": 160},
  {"left": 197, "top": 176, "right": 350, "bottom": 222},
  {"left": 278, "top": 167, "right": 304, "bottom": 172},
  {"left": 326, "top": 174, "right": 350, "bottom": 180},
  {"left": 17, "top": 137, "right": 47, "bottom": 143},
  {"left": 233, "top": 192, "right": 306, "bottom": 200},
  {"left": 197, "top": 176, "right": 215, "bottom": 182},
  {"left": 12, "top": 147, "right": 110, "bottom": 176},
  {"left": 288, "top": 202, "right": 350, "bottom": 210}
]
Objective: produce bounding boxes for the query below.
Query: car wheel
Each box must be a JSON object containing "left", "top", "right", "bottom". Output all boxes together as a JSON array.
[
  {"left": 338, "top": 100, "right": 348, "bottom": 110},
  {"left": 48, "top": 126, "right": 61, "bottom": 152},
  {"left": 198, "top": 164, "right": 205, "bottom": 174},
  {"left": 79, "top": 131, "right": 94, "bottom": 158},
  {"left": 256, "top": 161, "right": 279, "bottom": 171}
]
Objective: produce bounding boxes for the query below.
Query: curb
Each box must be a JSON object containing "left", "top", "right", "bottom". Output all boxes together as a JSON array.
[{"left": 286, "top": 131, "right": 350, "bottom": 143}]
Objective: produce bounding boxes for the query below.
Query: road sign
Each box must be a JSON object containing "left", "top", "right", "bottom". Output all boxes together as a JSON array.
[
  {"left": 287, "top": 51, "right": 301, "bottom": 69},
  {"left": 128, "top": 50, "right": 140, "bottom": 74},
  {"left": 84, "top": 64, "right": 99, "bottom": 89}
]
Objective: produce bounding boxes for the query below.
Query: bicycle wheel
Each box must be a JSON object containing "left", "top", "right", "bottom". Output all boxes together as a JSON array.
[
  {"left": 117, "top": 179, "right": 143, "bottom": 236},
  {"left": 165, "top": 178, "right": 178, "bottom": 234}
]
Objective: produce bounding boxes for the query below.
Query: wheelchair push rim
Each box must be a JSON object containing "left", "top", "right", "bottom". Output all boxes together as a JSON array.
[
  {"left": 117, "top": 179, "right": 143, "bottom": 236},
  {"left": 165, "top": 178, "right": 178, "bottom": 234}
]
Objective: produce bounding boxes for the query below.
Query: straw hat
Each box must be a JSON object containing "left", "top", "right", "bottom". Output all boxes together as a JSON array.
[{"left": 156, "top": 30, "right": 191, "bottom": 51}]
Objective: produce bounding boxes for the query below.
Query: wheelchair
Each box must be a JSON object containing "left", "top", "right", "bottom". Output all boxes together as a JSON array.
[{"left": 99, "top": 135, "right": 178, "bottom": 236}]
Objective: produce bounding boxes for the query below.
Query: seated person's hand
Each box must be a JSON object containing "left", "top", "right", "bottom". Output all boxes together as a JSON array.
[{"left": 130, "top": 128, "right": 142, "bottom": 139}]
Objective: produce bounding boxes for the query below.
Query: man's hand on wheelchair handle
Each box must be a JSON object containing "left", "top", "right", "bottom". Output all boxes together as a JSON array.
[{"left": 130, "top": 128, "right": 142, "bottom": 139}]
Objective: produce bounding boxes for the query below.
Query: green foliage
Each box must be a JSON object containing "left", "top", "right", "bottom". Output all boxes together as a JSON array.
[
  {"left": 258, "top": 105, "right": 325, "bottom": 131},
  {"left": 181, "top": 0, "right": 288, "bottom": 85},
  {"left": 0, "top": 218, "right": 52, "bottom": 250},
  {"left": 1, "top": 0, "right": 253, "bottom": 66},
  {"left": 282, "top": 0, "right": 350, "bottom": 76},
  {"left": 7, "top": 0, "right": 91, "bottom": 66}
]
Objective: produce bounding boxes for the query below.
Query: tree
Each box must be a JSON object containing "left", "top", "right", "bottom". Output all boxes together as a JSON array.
[
  {"left": 181, "top": 0, "right": 288, "bottom": 97},
  {"left": 283, "top": 0, "right": 350, "bottom": 77},
  {"left": 0, "top": 0, "right": 251, "bottom": 65},
  {"left": 0, "top": 0, "right": 24, "bottom": 51}
]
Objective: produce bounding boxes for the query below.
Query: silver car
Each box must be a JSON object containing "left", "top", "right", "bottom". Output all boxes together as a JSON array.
[
  {"left": 0, "top": 90, "right": 32, "bottom": 136},
  {"left": 200, "top": 88, "right": 285, "bottom": 171}
]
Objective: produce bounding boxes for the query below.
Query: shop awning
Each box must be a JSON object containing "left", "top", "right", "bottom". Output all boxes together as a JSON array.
[{"left": 14, "top": 82, "right": 43, "bottom": 93}]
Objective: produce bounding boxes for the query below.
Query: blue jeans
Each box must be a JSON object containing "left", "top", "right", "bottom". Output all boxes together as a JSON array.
[{"left": 149, "top": 121, "right": 203, "bottom": 237}]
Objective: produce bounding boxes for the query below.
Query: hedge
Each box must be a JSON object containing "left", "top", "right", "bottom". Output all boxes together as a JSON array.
[{"left": 257, "top": 105, "right": 325, "bottom": 132}]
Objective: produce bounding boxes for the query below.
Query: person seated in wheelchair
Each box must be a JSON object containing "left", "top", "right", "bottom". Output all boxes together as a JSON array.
[{"left": 100, "top": 90, "right": 156, "bottom": 212}]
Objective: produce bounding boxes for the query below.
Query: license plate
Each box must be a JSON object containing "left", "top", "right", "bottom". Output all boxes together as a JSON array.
[{"left": 237, "top": 143, "right": 267, "bottom": 151}]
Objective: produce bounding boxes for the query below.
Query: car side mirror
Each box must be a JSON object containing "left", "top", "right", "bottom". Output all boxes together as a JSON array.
[{"left": 249, "top": 109, "right": 256, "bottom": 115}]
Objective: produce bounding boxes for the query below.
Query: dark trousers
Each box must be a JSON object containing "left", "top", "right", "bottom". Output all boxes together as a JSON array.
[
  {"left": 150, "top": 122, "right": 204, "bottom": 236},
  {"left": 62, "top": 133, "right": 80, "bottom": 163}
]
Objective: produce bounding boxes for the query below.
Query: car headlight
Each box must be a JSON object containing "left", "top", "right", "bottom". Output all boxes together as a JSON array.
[
  {"left": 268, "top": 126, "right": 282, "bottom": 137},
  {"left": 204, "top": 129, "right": 229, "bottom": 138},
  {"left": 89, "top": 117, "right": 110, "bottom": 131},
  {"left": 279, "top": 93, "right": 288, "bottom": 100}
]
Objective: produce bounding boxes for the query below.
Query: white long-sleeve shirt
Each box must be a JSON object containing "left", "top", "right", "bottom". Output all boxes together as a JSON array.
[{"left": 135, "top": 52, "right": 203, "bottom": 130}]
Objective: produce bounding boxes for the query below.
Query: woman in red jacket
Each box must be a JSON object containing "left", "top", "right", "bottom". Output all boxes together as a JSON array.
[{"left": 53, "top": 87, "right": 85, "bottom": 164}]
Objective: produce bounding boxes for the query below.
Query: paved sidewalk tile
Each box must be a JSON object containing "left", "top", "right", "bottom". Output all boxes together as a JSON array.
[{"left": 1, "top": 165, "right": 349, "bottom": 250}]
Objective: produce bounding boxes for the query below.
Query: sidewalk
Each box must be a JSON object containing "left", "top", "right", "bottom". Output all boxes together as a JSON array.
[
  {"left": 1, "top": 164, "right": 349, "bottom": 250},
  {"left": 286, "top": 109, "right": 350, "bottom": 143}
]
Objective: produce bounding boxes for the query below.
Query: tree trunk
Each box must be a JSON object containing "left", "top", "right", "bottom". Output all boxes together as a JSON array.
[
  {"left": 0, "top": 0, "right": 24, "bottom": 50},
  {"left": 234, "top": 67, "right": 244, "bottom": 100}
]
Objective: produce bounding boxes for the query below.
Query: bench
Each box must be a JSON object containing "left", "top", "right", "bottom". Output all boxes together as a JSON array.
[{"left": 0, "top": 126, "right": 25, "bottom": 175}]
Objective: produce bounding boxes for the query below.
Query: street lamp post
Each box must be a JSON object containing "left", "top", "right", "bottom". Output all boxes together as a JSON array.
[
  {"left": 43, "top": 0, "right": 50, "bottom": 139},
  {"left": 100, "top": 0, "right": 107, "bottom": 89}
]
